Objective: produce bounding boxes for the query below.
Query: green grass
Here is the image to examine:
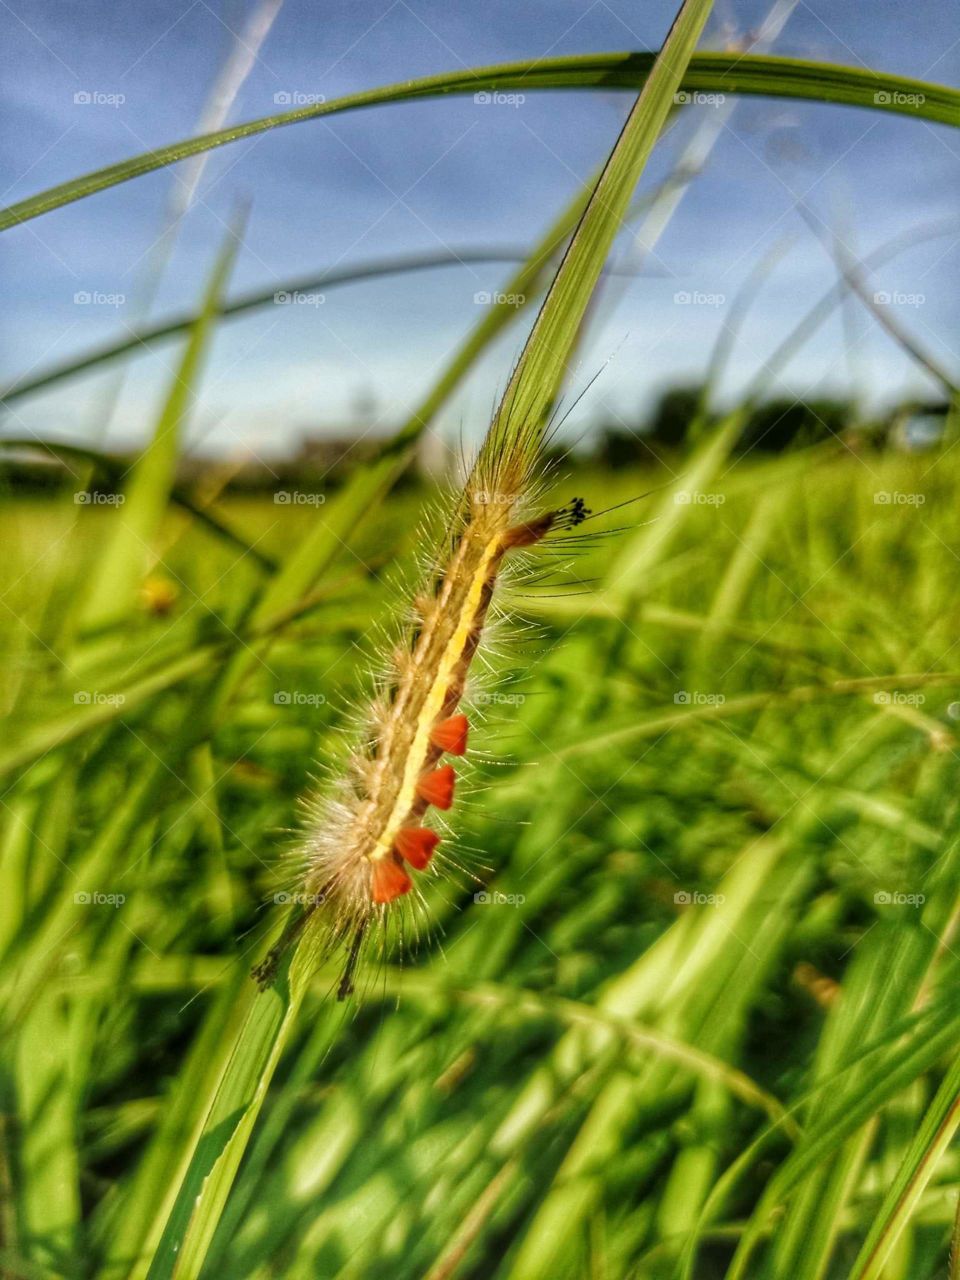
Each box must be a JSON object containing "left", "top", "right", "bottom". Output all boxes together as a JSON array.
[
  {"left": 2, "top": 1, "right": 960, "bottom": 1275},
  {"left": 3, "top": 445, "right": 960, "bottom": 1279}
]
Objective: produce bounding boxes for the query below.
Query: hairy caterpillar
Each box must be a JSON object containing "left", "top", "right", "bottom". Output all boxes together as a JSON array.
[
  {"left": 253, "top": 404, "right": 591, "bottom": 998},
  {"left": 248, "top": 0, "right": 705, "bottom": 994}
]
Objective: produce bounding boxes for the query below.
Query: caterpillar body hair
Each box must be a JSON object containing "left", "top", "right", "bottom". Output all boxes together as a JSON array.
[{"left": 253, "top": 404, "right": 591, "bottom": 997}]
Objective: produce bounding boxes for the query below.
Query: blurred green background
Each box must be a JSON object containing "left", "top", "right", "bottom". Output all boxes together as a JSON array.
[{"left": 4, "top": 431, "right": 960, "bottom": 1277}]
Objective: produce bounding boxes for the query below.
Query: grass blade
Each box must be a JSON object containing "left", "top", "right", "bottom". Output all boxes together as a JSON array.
[
  {"left": 488, "top": 0, "right": 713, "bottom": 455},
  {"left": 848, "top": 1056, "right": 960, "bottom": 1280},
  {"left": 78, "top": 223, "right": 242, "bottom": 632},
  {"left": 1, "top": 55, "right": 957, "bottom": 232},
  {"left": 0, "top": 247, "right": 530, "bottom": 407}
]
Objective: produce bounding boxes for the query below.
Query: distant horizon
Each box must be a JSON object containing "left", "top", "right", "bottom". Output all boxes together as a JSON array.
[{"left": 6, "top": 384, "right": 947, "bottom": 482}]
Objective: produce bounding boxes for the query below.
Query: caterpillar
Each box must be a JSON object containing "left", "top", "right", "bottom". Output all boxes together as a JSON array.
[{"left": 253, "top": 402, "right": 591, "bottom": 998}]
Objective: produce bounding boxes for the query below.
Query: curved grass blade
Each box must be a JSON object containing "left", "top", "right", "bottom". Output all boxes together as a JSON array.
[
  {"left": 0, "top": 247, "right": 530, "bottom": 407},
  {"left": 1, "top": 54, "right": 957, "bottom": 232}
]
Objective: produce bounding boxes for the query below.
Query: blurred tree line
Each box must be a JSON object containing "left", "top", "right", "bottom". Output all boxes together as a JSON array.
[
  {"left": 589, "top": 384, "right": 950, "bottom": 467},
  {"left": 2, "top": 386, "right": 950, "bottom": 497}
]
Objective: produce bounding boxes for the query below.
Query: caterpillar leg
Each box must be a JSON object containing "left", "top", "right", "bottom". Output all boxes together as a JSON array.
[
  {"left": 251, "top": 905, "right": 314, "bottom": 990},
  {"left": 336, "top": 920, "right": 368, "bottom": 1001}
]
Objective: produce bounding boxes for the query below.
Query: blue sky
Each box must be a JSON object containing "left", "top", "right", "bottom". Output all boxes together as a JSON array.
[{"left": 1, "top": 0, "right": 957, "bottom": 463}]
